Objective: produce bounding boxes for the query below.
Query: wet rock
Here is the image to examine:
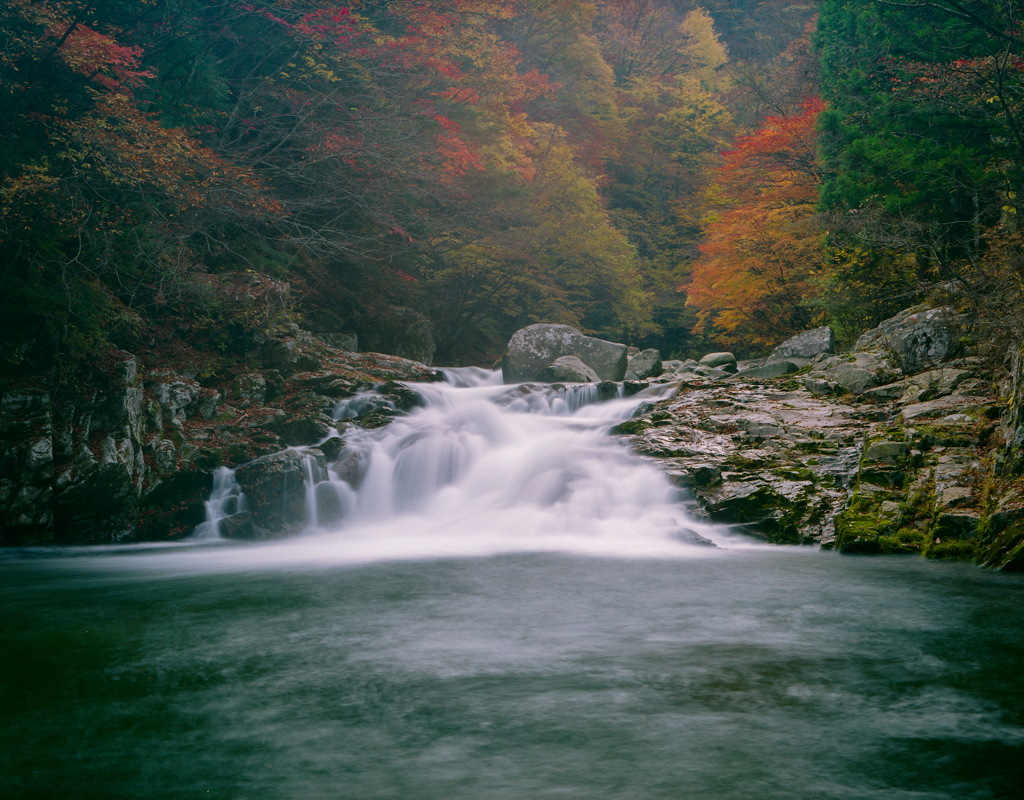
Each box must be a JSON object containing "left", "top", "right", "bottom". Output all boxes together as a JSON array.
[
  {"left": 502, "top": 324, "right": 628, "bottom": 383},
  {"left": 700, "top": 352, "right": 736, "bottom": 369},
  {"left": 234, "top": 449, "right": 327, "bottom": 536},
  {"left": 978, "top": 519, "right": 1024, "bottom": 571},
  {"left": 536, "top": 356, "right": 600, "bottom": 383},
  {"left": 380, "top": 381, "right": 424, "bottom": 411},
  {"left": 625, "top": 349, "right": 663, "bottom": 381},
  {"left": 732, "top": 361, "right": 799, "bottom": 380},
  {"left": 265, "top": 415, "right": 334, "bottom": 447},
  {"left": 317, "top": 436, "right": 346, "bottom": 463},
  {"left": 218, "top": 512, "right": 269, "bottom": 541},
  {"left": 855, "top": 305, "right": 963, "bottom": 374},
  {"left": 768, "top": 326, "right": 835, "bottom": 363}
]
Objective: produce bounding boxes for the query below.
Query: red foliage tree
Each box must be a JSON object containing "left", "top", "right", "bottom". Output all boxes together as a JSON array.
[{"left": 684, "top": 97, "right": 826, "bottom": 350}]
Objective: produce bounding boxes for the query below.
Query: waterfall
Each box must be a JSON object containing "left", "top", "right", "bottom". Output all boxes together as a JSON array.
[
  {"left": 311, "top": 369, "right": 722, "bottom": 555},
  {"left": 191, "top": 466, "right": 247, "bottom": 540},
  {"left": 192, "top": 368, "right": 726, "bottom": 558}
]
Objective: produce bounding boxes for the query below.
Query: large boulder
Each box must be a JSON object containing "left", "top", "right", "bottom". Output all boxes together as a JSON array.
[
  {"left": 768, "top": 326, "right": 835, "bottom": 364},
  {"left": 536, "top": 356, "right": 600, "bottom": 383},
  {"left": 699, "top": 352, "right": 736, "bottom": 369},
  {"left": 855, "top": 305, "right": 963, "bottom": 375},
  {"left": 501, "top": 324, "right": 628, "bottom": 383},
  {"left": 234, "top": 448, "right": 328, "bottom": 537},
  {"left": 625, "top": 349, "right": 663, "bottom": 381}
]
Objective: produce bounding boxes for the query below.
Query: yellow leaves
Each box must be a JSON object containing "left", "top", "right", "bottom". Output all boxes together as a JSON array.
[{"left": 678, "top": 8, "right": 729, "bottom": 91}]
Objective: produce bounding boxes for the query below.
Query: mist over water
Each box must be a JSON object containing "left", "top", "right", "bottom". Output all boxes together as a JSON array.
[{"left": 3, "top": 368, "right": 1024, "bottom": 799}]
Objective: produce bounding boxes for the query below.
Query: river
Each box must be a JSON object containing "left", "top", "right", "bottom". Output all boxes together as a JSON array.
[{"left": 2, "top": 369, "right": 1023, "bottom": 798}]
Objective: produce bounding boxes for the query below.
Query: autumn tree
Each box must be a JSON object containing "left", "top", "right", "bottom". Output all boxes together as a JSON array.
[{"left": 685, "top": 97, "right": 826, "bottom": 350}]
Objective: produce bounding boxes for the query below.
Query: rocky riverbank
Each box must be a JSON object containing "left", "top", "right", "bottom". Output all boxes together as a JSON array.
[
  {"left": 0, "top": 325, "right": 440, "bottom": 546},
  {"left": 611, "top": 306, "right": 1024, "bottom": 570},
  {"left": 4, "top": 300, "right": 1024, "bottom": 570}
]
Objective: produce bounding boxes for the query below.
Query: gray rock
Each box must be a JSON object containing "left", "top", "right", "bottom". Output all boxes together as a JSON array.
[
  {"left": 624, "top": 349, "right": 663, "bottom": 381},
  {"left": 937, "top": 486, "right": 975, "bottom": 509},
  {"left": 235, "top": 449, "right": 328, "bottom": 536},
  {"left": 861, "top": 381, "right": 906, "bottom": 402},
  {"left": 264, "top": 337, "right": 322, "bottom": 373},
  {"left": 732, "top": 361, "right": 800, "bottom": 380},
  {"left": 0, "top": 389, "right": 55, "bottom": 545},
  {"left": 901, "top": 395, "right": 970, "bottom": 422},
  {"left": 900, "top": 368, "right": 973, "bottom": 403},
  {"left": 804, "top": 378, "right": 838, "bottom": 396},
  {"left": 864, "top": 442, "right": 908, "bottom": 461},
  {"left": 536, "top": 356, "right": 600, "bottom": 383},
  {"left": 502, "top": 324, "right": 628, "bottom": 383},
  {"left": 700, "top": 352, "right": 736, "bottom": 369},
  {"left": 813, "top": 352, "right": 897, "bottom": 395},
  {"left": 231, "top": 373, "right": 267, "bottom": 408},
  {"left": 768, "top": 326, "right": 835, "bottom": 362},
  {"left": 196, "top": 391, "right": 222, "bottom": 420},
  {"left": 855, "top": 305, "right": 963, "bottom": 374}
]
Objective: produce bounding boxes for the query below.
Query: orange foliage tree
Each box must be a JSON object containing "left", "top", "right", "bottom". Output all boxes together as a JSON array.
[{"left": 684, "top": 97, "right": 826, "bottom": 351}]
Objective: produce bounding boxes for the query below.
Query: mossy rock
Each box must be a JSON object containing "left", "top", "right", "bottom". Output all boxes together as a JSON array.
[
  {"left": 613, "top": 418, "right": 651, "bottom": 435},
  {"left": 877, "top": 528, "right": 928, "bottom": 554},
  {"left": 834, "top": 511, "right": 896, "bottom": 554},
  {"left": 922, "top": 538, "right": 978, "bottom": 561},
  {"left": 978, "top": 520, "right": 1024, "bottom": 571}
]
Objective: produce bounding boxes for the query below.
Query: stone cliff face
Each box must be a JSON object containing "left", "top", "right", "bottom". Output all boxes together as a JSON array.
[{"left": 0, "top": 328, "right": 440, "bottom": 546}]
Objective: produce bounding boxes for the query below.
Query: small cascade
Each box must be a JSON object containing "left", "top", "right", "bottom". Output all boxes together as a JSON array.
[
  {"left": 300, "top": 453, "right": 329, "bottom": 529},
  {"left": 191, "top": 368, "right": 724, "bottom": 556},
  {"left": 191, "top": 466, "right": 247, "bottom": 540},
  {"left": 273, "top": 368, "right": 724, "bottom": 556}
]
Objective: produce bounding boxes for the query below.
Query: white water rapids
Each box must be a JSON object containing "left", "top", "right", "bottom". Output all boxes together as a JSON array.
[{"left": 198, "top": 367, "right": 743, "bottom": 568}]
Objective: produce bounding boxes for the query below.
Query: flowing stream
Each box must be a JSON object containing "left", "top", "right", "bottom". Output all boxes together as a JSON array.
[{"left": 3, "top": 368, "right": 1024, "bottom": 798}]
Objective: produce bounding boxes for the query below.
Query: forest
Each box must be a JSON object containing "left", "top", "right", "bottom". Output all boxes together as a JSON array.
[{"left": 2, "top": 0, "right": 1022, "bottom": 373}]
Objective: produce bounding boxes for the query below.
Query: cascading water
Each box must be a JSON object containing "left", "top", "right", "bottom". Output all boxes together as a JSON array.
[
  {"left": 194, "top": 367, "right": 731, "bottom": 562},
  {"left": 191, "top": 465, "right": 248, "bottom": 541}
]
